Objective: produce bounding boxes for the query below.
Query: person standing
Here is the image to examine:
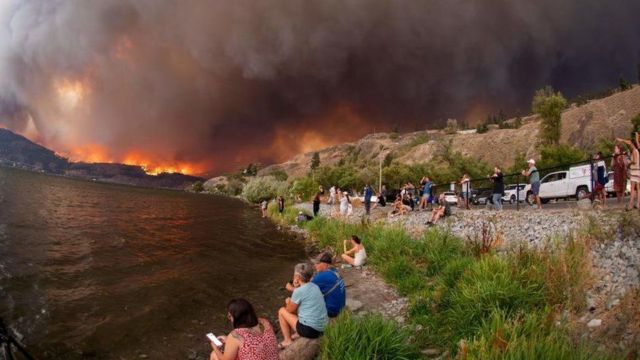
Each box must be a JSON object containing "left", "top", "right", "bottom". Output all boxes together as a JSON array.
[
  {"left": 419, "top": 176, "right": 432, "bottom": 210},
  {"left": 617, "top": 134, "right": 640, "bottom": 211},
  {"left": 261, "top": 199, "right": 269, "bottom": 218},
  {"left": 459, "top": 174, "right": 471, "bottom": 210},
  {"left": 277, "top": 196, "right": 285, "bottom": 215},
  {"left": 363, "top": 184, "right": 373, "bottom": 216},
  {"left": 328, "top": 186, "right": 336, "bottom": 205},
  {"left": 522, "top": 159, "right": 541, "bottom": 209},
  {"left": 611, "top": 144, "right": 628, "bottom": 204},
  {"left": 592, "top": 152, "right": 607, "bottom": 207},
  {"left": 312, "top": 192, "right": 321, "bottom": 217},
  {"left": 490, "top": 167, "right": 504, "bottom": 211}
]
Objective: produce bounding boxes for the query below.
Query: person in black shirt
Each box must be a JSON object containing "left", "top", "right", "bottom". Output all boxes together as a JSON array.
[{"left": 490, "top": 167, "right": 504, "bottom": 211}]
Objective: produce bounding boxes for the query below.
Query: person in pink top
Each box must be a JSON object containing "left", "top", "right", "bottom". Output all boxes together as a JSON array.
[{"left": 209, "top": 298, "right": 279, "bottom": 360}]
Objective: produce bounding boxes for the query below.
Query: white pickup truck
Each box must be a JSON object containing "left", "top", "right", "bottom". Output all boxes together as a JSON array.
[
  {"left": 524, "top": 164, "right": 594, "bottom": 203},
  {"left": 502, "top": 184, "right": 527, "bottom": 204}
]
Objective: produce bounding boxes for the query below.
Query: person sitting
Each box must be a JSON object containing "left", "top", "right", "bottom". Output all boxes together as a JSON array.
[
  {"left": 390, "top": 194, "right": 408, "bottom": 217},
  {"left": 286, "top": 252, "right": 346, "bottom": 318},
  {"left": 209, "top": 298, "right": 279, "bottom": 360},
  {"left": 277, "top": 263, "right": 328, "bottom": 349},
  {"left": 341, "top": 235, "right": 367, "bottom": 267},
  {"left": 426, "top": 194, "right": 451, "bottom": 226}
]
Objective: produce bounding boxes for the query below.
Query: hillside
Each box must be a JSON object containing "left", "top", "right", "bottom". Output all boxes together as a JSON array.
[
  {"left": 0, "top": 128, "right": 69, "bottom": 173},
  {"left": 0, "top": 128, "right": 203, "bottom": 189},
  {"left": 259, "top": 86, "right": 640, "bottom": 179}
]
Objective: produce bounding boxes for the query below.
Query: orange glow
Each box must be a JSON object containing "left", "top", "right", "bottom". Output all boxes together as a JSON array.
[
  {"left": 64, "top": 146, "right": 203, "bottom": 175},
  {"left": 54, "top": 78, "right": 88, "bottom": 111}
]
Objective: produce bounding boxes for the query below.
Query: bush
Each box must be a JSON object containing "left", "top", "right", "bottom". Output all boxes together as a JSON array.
[
  {"left": 476, "top": 123, "right": 489, "bottom": 134},
  {"left": 537, "top": 144, "right": 587, "bottom": 173},
  {"left": 241, "top": 176, "right": 288, "bottom": 203},
  {"left": 532, "top": 86, "right": 567, "bottom": 145},
  {"left": 191, "top": 181, "right": 204, "bottom": 192},
  {"left": 320, "top": 312, "right": 420, "bottom": 360},
  {"left": 290, "top": 176, "right": 319, "bottom": 201},
  {"left": 466, "top": 309, "right": 616, "bottom": 360}
]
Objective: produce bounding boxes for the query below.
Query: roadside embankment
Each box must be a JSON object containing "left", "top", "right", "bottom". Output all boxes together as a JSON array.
[{"left": 287, "top": 201, "right": 639, "bottom": 358}]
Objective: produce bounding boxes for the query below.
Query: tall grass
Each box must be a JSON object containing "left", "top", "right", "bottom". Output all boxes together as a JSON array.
[
  {"left": 270, "top": 209, "right": 604, "bottom": 358},
  {"left": 320, "top": 312, "right": 420, "bottom": 360}
]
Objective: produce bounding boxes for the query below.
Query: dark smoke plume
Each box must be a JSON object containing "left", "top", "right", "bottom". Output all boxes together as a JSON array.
[{"left": 1, "top": 0, "right": 639, "bottom": 174}]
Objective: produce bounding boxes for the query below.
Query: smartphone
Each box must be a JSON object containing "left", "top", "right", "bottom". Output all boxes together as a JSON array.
[{"left": 206, "top": 332, "right": 223, "bottom": 347}]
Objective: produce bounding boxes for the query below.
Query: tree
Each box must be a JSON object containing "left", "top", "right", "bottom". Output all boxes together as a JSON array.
[
  {"left": 310, "top": 152, "right": 320, "bottom": 172},
  {"left": 476, "top": 122, "right": 489, "bottom": 134},
  {"left": 243, "top": 163, "right": 260, "bottom": 176},
  {"left": 444, "top": 119, "right": 458, "bottom": 134},
  {"left": 619, "top": 76, "right": 631, "bottom": 91},
  {"left": 532, "top": 86, "right": 567, "bottom": 145},
  {"left": 191, "top": 181, "right": 204, "bottom": 193}
]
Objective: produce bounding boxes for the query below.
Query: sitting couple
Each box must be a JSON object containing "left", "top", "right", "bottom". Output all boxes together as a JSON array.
[{"left": 279, "top": 252, "right": 346, "bottom": 348}]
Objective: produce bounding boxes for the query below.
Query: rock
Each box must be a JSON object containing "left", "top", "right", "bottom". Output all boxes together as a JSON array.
[
  {"left": 422, "top": 348, "right": 441, "bottom": 356},
  {"left": 587, "top": 319, "right": 602, "bottom": 328},
  {"left": 279, "top": 337, "right": 321, "bottom": 360},
  {"left": 346, "top": 298, "right": 364, "bottom": 312}
]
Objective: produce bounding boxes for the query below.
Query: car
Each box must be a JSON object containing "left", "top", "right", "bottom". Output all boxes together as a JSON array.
[
  {"left": 605, "top": 172, "right": 631, "bottom": 197},
  {"left": 472, "top": 189, "right": 494, "bottom": 205},
  {"left": 502, "top": 184, "right": 527, "bottom": 204},
  {"left": 442, "top": 191, "right": 458, "bottom": 205},
  {"left": 523, "top": 164, "right": 592, "bottom": 203}
]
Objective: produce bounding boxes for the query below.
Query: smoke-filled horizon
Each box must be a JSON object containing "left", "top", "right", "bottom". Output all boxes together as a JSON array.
[{"left": 1, "top": 0, "right": 639, "bottom": 174}]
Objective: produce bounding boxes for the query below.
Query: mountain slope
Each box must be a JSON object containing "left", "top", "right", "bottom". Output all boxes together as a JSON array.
[{"left": 259, "top": 85, "right": 640, "bottom": 179}]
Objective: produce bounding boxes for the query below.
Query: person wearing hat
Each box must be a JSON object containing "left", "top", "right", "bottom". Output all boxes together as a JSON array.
[
  {"left": 522, "top": 159, "right": 541, "bottom": 209},
  {"left": 285, "top": 252, "right": 346, "bottom": 318}
]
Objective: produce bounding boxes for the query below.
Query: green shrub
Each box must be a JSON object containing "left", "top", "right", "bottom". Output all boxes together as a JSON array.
[
  {"left": 320, "top": 312, "right": 420, "bottom": 360},
  {"left": 290, "top": 176, "right": 319, "bottom": 201},
  {"left": 241, "top": 176, "right": 288, "bottom": 203},
  {"left": 466, "top": 309, "right": 617, "bottom": 360}
]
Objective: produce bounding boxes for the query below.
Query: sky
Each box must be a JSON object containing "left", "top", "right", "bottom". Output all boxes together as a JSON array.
[{"left": 0, "top": 0, "right": 639, "bottom": 175}]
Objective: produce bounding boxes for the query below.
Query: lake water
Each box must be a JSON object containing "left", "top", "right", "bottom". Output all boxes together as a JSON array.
[{"left": 0, "top": 167, "right": 305, "bottom": 359}]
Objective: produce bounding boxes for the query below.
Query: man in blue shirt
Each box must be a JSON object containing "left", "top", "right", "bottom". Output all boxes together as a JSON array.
[
  {"left": 312, "top": 252, "right": 346, "bottom": 317},
  {"left": 363, "top": 184, "right": 374, "bottom": 216},
  {"left": 287, "top": 252, "right": 346, "bottom": 318}
]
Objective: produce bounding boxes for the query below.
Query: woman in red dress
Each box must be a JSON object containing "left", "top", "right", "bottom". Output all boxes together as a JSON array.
[
  {"left": 611, "top": 144, "right": 628, "bottom": 204},
  {"left": 209, "top": 299, "right": 279, "bottom": 360}
]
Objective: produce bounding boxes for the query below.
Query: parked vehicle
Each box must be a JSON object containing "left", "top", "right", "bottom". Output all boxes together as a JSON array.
[
  {"left": 524, "top": 164, "right": 592, "bottom": 203},
  {"left": 442, "top": 191, "right": 458, "bottom": 205},
  {"left": 502, "top": 184, "right": 527, "bottom": 204},
  {"left": 472, "top": 189, "right": 493, "bottom": 205},
  {"left": 605, "top": 173, "right": 631, "bottom": 197}
]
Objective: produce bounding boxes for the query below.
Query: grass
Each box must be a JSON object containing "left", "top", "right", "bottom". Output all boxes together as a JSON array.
[
  {"left": 269, "top": 208, "right": 616, "bottom": 358},
  {"left": 320, "top": 312, "right": 420, "bottom": 360}
]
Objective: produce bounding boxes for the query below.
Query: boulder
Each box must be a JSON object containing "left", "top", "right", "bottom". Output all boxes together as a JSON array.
[{"left": 279, "top": 337, "right": 321, "bottom": 360}]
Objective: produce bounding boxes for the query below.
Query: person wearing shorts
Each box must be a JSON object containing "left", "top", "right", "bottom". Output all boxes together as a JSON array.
[
  {"left": 278, "top": 263, "right": 328, "bottom": 349},
  {"left": 523, "top": 159, "right": 541, "bottom": 209}
]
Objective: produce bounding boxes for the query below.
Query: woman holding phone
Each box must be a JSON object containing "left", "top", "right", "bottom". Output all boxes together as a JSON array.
[{"left": 209, "top": 298, "right": 279, "bottom": 360}]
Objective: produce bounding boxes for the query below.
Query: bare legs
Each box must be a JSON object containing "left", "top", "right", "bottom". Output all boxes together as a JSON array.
[
  {"left": 278, "top": 307, "right": 298, "bottom": 347},
  {"left": 341, "top": 253, "right": 355, "bottom": 265}
]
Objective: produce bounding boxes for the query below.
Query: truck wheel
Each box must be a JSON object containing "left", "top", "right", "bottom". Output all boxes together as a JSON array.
[
  {"left": 541, "top": 198, "right": 550, "bottom": 204},
  {"left": 510, "top": 195, "right": 516, "bottom": 204},
  {"left": 576, "top": 186, "right": 588, "bottom": 200}
]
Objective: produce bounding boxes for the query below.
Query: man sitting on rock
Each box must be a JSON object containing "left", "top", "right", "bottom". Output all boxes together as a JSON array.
[{"left": 286, "top": 252, "right": 346, "bottom": 318}]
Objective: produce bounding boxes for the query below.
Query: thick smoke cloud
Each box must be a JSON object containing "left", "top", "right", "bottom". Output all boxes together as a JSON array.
[{"left": 0, "top": 0, "right": 639, "bottom": 174}]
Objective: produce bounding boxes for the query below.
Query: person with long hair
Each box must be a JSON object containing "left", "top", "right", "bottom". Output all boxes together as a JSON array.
[
  {"left": 611, "top": 143, "right": 628, "bottom": 203},
  {"left": 617, "top": 133, "right": 640, "bottom": 210},
  {"left": 209, "top": 299, "right": 279, "bottom": 360},
  {"left": 341, "top": 235, "right": 367, "bottom": 267}
]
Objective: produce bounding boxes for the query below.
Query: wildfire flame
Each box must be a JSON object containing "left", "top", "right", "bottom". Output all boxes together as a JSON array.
[{"left": 65, "top": 145, "right": 202, "bottom": 175}]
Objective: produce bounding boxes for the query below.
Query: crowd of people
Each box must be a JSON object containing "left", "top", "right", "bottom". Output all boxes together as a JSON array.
[{"left": 208, "top": 236, "right": 367, "bottom": 359}]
